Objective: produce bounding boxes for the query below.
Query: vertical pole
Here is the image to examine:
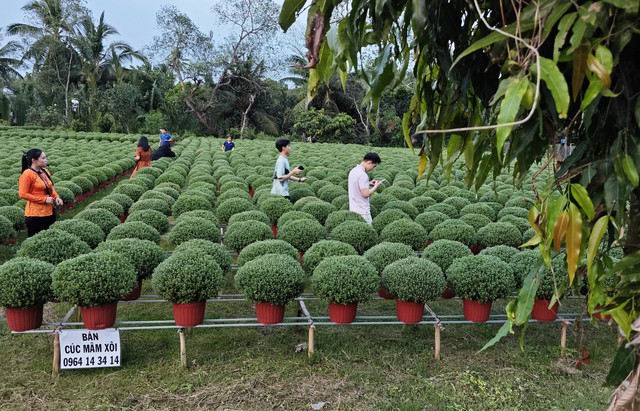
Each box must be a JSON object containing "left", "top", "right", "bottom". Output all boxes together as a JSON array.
[
  {"left": 52, "top": 332, "right": 60, "bottom": 377},
  {"left": 308, "top": 325, "right": 315, "bottom": 359},
  {"left": 561, "top": 321, "right": 568, "bottom": 356},
  {"left": 434, "top": 324, "right": 441, "bottom": 361},
  {"left": 179, "top": 328, "right": 187, "bottom": 369}
]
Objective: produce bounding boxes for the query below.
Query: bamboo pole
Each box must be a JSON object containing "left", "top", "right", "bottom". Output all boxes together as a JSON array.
[
  {"left": 179, "top": 329, "right": 187, "bottom": 369},
  {"left": 434, "top": 324, "right": 442, "bottom": 361},
  {"left": 560, "top": 321, "right": 568, "bottom": 356},
  {"left": 308, "top": 325, "right": 315, "bottom": 359},
  {"left": 52, "top": 332, "right": 60, "bottom": 377}
]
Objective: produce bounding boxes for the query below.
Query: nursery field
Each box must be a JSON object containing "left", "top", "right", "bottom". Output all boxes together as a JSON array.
[{"left": 0, "top": 129, "right": 621, "bottom": 410}]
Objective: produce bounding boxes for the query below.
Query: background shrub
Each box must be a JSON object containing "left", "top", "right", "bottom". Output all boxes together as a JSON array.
[
  {"left": 112, "top": 183, "right": 145, "bottom": 201},
  {"left": 0, "top": 258, "right": 54, "bottom": 308},
  {"left": 228, "top": 210, "right": 271, "bottom": 226},
  {"left": 96, "top": 239, "right": 165, "bottom": 279},
  {"left": 217, "top": 198, "right": 256, "bottom": 224},
  {"left": 171, "top": 194, "right": 215, "bottom": 217},
  {"left": 174, "top": 239, "right": 232, "bottom": 273},
  {"left": 259, "top": 196, "right": 294, "bottom": 225},
  {"left": 311, "top": 255, "right": 379, "bottom": 304},
  {"left": 86, "top": 199, "right": 125, "bottom": 217},
  {"left": 415, "top": 211, "right": 449, "bottom": 233},
  {"left": 223, "top": 221, "right": 274, "bottom": 252},
  {"left": 106, "top": 221, "right": 161, "bottom": 243},
  {"left": 447, "top": 255, "right": 515, "bottom": 302},
  {"left": 330, "top": 220, "right": 378, "bottom": 254},
  {"left": 363, "top": 242, "right": 415, "bottom": 274},
  {"left": 125, "top": 209, "right": 169, "bottom": 234},
  {"left": 0, "top": 216, "right": 16, "bottom": 242},
  {"left": 17, "top": 229, "right": 91, "bottom": 264},
  {"left": 152, "top": 250, "right": 223, "bottom": 303},
  {"left": 302, "top": 240, "right": 358, "bottom": 275},
  {"left": 422, "top": 240, "right": 472, "bottom": 272},
  {"left": 380, "top": 219, "right": 428, "bottom": 250},
  {"left": 429, "top": 220, "right": 476, "bottom": 245},
  {"left": 278, "top": 219, "right": 326, "bottom": 252},
  {"left": 51, "top": 219, "right": 105, "bottom": 249},
  {"left": 237, "top": 239, "right": 298, "bottom": 267},
  {"left": 477, "top": 222, "right": 523, "bottom": 248},
  {"left": 168, "top": 216, "right": 220, "bottom": 246},
  {"left": 480, "top": 245, "right": 520, "bottom": 262},
  {"left": 372, "top": 209, "right": 411, "bottom": 234},
  {"left": 74, "top": 208, "right": 121, "bottom": 235},
  {"left": 234, "top": 254, "right": 306, "bottom": 305},
  {"left": 129, "top": 199, "right": 171, "bottom": 216},
  {"left": 300, "top": 200, "right": 336, "bottom": 225},
  {"left": 277, "top": 210, "right": 316, "bottom": 227},
  {"left": 382, "top": 257, "right": 445, "bottom": 303}
]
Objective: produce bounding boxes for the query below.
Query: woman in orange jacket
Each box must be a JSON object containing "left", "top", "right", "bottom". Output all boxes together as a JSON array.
[
  {"left": 130, "top": 136, "right": 152, "bottom": 179},
  {"left": 18, "top": 149, "right": 63, "bottom": 236}
]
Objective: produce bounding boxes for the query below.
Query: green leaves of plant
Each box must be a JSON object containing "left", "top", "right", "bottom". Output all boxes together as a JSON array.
[
  {"left": 533, "top": 57, "right": 570, "bottom": 119},
  {"left": 278, "top": 0, "right": 307, "bottom": 31},
  {"left": 496, "top": 77, "right": 529, "bottom": 159},
  {"left": 606, "top": 346, "right": 637, "bottom": 387}
]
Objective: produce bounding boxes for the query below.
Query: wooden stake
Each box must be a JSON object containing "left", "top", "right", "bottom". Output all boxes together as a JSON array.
[
  {"left": 52, "top": 332, "right": 60, "bottom": 377},
  {"left": 561, "top": 321, "right": 568, "bottom": 355},
  {"left": 308, "top": 325, "right": 315, "bottom": 359},
  {"left": 179, "top": 329, "right": 187, "bottom": 369},
  {"left": 434, "top": 324, "right": 442, "bottom": 361}
]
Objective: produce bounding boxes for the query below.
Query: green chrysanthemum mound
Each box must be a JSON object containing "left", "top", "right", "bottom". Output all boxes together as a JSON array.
[
  {"left": 237, "top": 239, "right": 298, "bottom": 267},
  {"left": 536, "top": 257, "right": 568, "bottom": 300},
  {"left": 426, "top": 203, "right": 459, "bottom": 219},
  {"left": 380, "top": 219, "right": 428, "bottom": 251},
  {"left": 104, "top": 193, "right": 134, "bottom": 213},
  {"left": 459, "top": 213, "right": 492, "bottom": 230},
  {"left": 381, "top": 257, "right": 445, "bottom": 303},
  {"left": 152, "top": 250, "right": 223, "bottom": 304},
  {"left": 509, "top": 249, "right": 540, "bottom": 287},
  {"left": 86, "top": 199, "right": 125, "bottom": 217},
  {"left": 217, "top": 198, "right": 256, "bottom": 224},
  {"left": 223, "top": 221, "right": 274, "bottom": 252},
  {"left": 408, "top": 196, "right": 436, "bottom": 213},
  {"left": 17, "top": 229, "right": 92, "bottom": 265},
  {"left": 174, "top": 239, "right": 232, "bottom": 273},
  {"left": 0, "top": 258, "right": 54, "bottom": 308},
  {"left": 363, "top": 242, "right": 415, "bottom": 274},
  {"left": 125, "top": 209, "right": 169, "bottom": 234},
  {"left": 422, "top": 240, "right": 473, "bottom": 272},
  {"left": 498, "top": 214, "right": 530, "bottom": 234},
  {"left": 171, "top": 194, "right": 215, "bottom": 217},
  {"left": 139, "top": 190, "right": 176, "bottom": 208},
  {"left": 447, "top": 255, "right": 515, "bottom": 303},
  {"left": 477, "top": 222, "right": 523, "bottom": 248},
  {"left": 129, "top": 198, "right": 172, "bottom": 216},
  {"left": 0, "top": 215, "right": 17, "bottom": 242},
  {"left": 235, "top": 254, "right": 306, "bottom": 305},
  {"left": 497, "top": 206, "right": 529, "bottom": 220},
  {"left": 480, "top": 245, "right": 520, "bottom": 263},
  {"left": 278, "top": 219, "right": 326, "bottom": 252},
  {"left": 429, "top": 219, "right": 476, "bottom": 245},
  {"left": 228, "top": 210, "right": 271, "bottom": 226},
  {"left": 371, "top": 209, "right": 411, "bottom": 234},
  {"left": 302, "top": 240, "right": 358, "bottom": 275},
  {"left": 175, "top": 210, "right": 219, "bottom": 226},
  {"left": 52, "top": 251, "right": 137, "bottom": 307},
  {"left": 415, "top": 211, "right": 449, "bottom": 233},
  {"left": 311, "top": 255, "right": 379, "bottom": 305},
  {"left": 380, "top": 200, "right": 419, "bottom": 219},
  {"left": 0, "top": 206, "right": 26, "bottom": 231},
  {"left": 74, "top": 208, "right": 121, "bottom": 235},
  {"left": 55, "top": 186, "right": 75, "bottom": 204},
  {"left": 330, "top": 220, "right": 378, "bottom": 254},
  {"left": 112, "top": 183, "right": 145, "bottom": 202},
  {"left": 300, "top": 200, "right": 336, "bottom": 225},
  {"left": 277, "top": 210, "right": 316, "bottom": 228},
  {"left": 168, "top": 217, "right": 220, "bottom": 246},
  {"left": 51, "top": 219, "right": 105, "bottom": 249},
  {"left": 95, "top": 239, "right": 165, "bottom": 279},
  {"left": 324, "top": 210, "right": 366, "bottom": 233},
  {"left": 106, "top": 221, "right": 161, "bottom": 243},
  {"left": 259, "top": 196, "right": 294, "bottom": 225}
]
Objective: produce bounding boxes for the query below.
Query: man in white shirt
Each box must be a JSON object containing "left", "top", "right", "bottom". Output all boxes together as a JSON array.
[
  {"left": 348, "top": 152, "right": 382, "bottom": 224},
  {"left": 271, "top": 138, "right": 307, "bottom": 200}
]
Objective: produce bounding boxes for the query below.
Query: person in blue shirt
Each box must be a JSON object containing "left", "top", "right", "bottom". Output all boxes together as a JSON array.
[
  {"left": 221, "top": 135, "right": 235, "bottom": 152},
  {"left": 159, "top": 129, "right": 173, "bottom": 146},
  {"left": 271, "top": 138, "right": 306, "bottom": 200}
]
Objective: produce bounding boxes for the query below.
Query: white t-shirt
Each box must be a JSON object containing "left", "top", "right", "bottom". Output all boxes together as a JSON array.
[
  {"left": 271, "top": 155, "right": 290, "bottom": 196},
  {"left": 348, "top": 164, "right": 370, "bottom": 217}
]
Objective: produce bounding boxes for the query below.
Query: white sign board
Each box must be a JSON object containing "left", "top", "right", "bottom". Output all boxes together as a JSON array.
[{"left": 59, "top": 329, "right": 121, "bottom": 369}]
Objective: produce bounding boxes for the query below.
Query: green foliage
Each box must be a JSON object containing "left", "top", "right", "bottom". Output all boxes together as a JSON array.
[
  {"left": 52, "top": 251, "right": 137, "bottom": 306},
  {"left": 55, "top": 186, "right": 75, "bottom": 205},
  {"left": 51, "top": 219, "right": 105, "bottom": 249},
  {"left": 228, "top": 210, "right": 271, "bottom": 226},
  {"left": 447, "top": 255, "right": 516, "bottom": 303},
  {"left": 498, "top": 214, "right": 530, "bottom": 234},
  {"left": 129, "top": 198, "right": 171, "bottom": 216},
  {"left": 175, "top": 210, "right": 219, "bottom": 226},
  {"left": 407, "top": 196, "right": 436, "bottom": 213},
  {"left": 442, "top": 196, "right": 472, "bottom": 212},
  {"left": 223, "top": 221, "right": 274, "bottom": 252},
  {"left": 235, "top": 254, "right": 306, "bottom": 305},
  {"left": 497, "top": 207, "right": 529, "bottom": 220},
  {"left": 330, "top": 220, "right": 378, "bottom": 254},
  {"left": 104, "top": 193, "right": 134, "bottom": 213},
  {"left": 324, "top": 210, "right": 365, "bottom": 233},
  {"left": 317, "top": 184, "right": 347, "bottom": 203},
  {"left": 422, "top": 240, "right": 473, "bottom": 272},
  {"left": 168, "top": 217, "right": 220, "bottom": 246},
  {"left": 113, "top": 183, "right": 146, "bottom": 201},
  {"left": 429, "top": 220, "right": 476, "bottom": 245},
  {"left": 477, "top": 222, "right": 523, "bottom": 248},
  {"left": 0, "top": 258, "right": 54, "bottom": 308},
  {"left": 363, "top": 242, "right": 415, "bottom": 275},
  {"left": 302, "top": 240, "right": 358, "bottom": 275},
  {"left": 382, "top": 257, "right": 445, "bottom": 303},
  {"left": 106, "top": 221, "right": 161, "bottom": 243},
  {"left": 259, "top": 196, "right": 294, "bottom": 225},
  {"left": 139, "top": 190, "right": 175, "bottom": 208},
  {"left": 311, "top": 255, "right": 379, "bottom": 304},
  {"left": 173, "top": 240, "right": 231, "bottom": 273},
  {"left": 17, "top": 229, "right": 91, "bottom": 265},
  {"left": 237, "top": 239, "right": 298, "bottom": 267},
  {"left": 459, "top": 213, "right": 492, "bottom": 230},
  {"left": 425, "top": 203, "right": 459, "bottom": 219},
  {"left": 0, "top": 215, "right": 16, "bottom": 242},
  {"left": 74, "top": 208, "right": 121, "bottom": 235},
  {"left": 415, "top": 211, "right": 449, "bottom": 233},
  {"left": 125, "top": 209, "right": 169, "bottom": 234},
  {"left": 380, "top": 200, "right": 419, "bottom": 219},
  {"left": 95, "top": 239, "right": 165, "bottom": 279},
  {"left": 380, "top": 219, "right": 428, "bottom": 250},
  {"left": 291, "top": 108, "right": 356, "bottom": 144},
  {"left": 171, "top": 194, "right": 215, "bottom": 217},
  {"left": 152, "top": 250, "right": 223, "bottom": 304},
  {"left": 86, "top": 199, "right": 125, "bottom": 217},
  {"left": 217, "top": 198, "right": 256, "bottom": 224},
  {"left": 277, "top": 210, "right": 316, "bottom": 227},
  {"left": 278, "top": 219, "right": 326, "bottom": 252},
  {"left": 300, "top": 200, "right": 336, "bottom": 225},
  {"left": 480, "top": 245, "right": 520, "bottom": 263}
]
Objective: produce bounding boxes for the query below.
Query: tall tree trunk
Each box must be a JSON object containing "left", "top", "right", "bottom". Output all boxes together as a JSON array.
[{"left": 239, "top": 94, "right": 255, "bottom": 139}]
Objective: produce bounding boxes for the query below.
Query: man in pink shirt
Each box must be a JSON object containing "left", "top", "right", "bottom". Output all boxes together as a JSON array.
[{"left": 348, "top": 152, "right": 382, "bottom": 224}]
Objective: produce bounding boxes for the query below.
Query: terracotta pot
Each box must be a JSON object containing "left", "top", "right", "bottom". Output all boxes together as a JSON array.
[
  {"left": 328, "top": 302, "right": 358, "bottom": 324},
  {"left": 271, "top": 225, "right": 278, "bottom": 237},
  {"left": 395, "top": 300, "right": 424, "bottom": 324},
  {"left": 249, "top": 187, "right": 255, "bottom": 198},
  {"left": 441, "top": 286, "right": 456, "bottom": 299},
  {"left": 255, "top": 302, "right": 285, "bottom": 324},
  {"left": 118, "top": 213, "right": 128, "bottom": 223},
  {"left": 469, "top": 244, "right": 483, "bottom": 255},
  {"left": 463, "top": 299, "right": 492, "bottom": 322},
  {"left": 378, "top": 286, "right": 395, "bottom": 300},
  {"left": 4, "top": 305, "right": 44, "bottom": 332},
  {"left": 298, "top": 251, "right": 304, "bottom": 266},
  {"left": 172, "top": 301, "right": 206, "bottom": 327},
  {"left": 531, "top": 299, "right": 558, "bottom": 322},
  {"left": 121, "top": 278, "right": 143, "bottom": 301},
  {"left": 80, "top": 302, "right": 118, "bottom": 330},
  {"left": 3, "top": 238, "right": 17, "bottom": 245}
]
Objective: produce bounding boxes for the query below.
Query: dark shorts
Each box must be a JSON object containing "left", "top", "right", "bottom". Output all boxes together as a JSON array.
[{"left": 25, "top": 215, "right": 56, "bottom": 237}]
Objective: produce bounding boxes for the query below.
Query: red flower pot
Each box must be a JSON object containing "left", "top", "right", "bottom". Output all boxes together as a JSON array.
[
  {"left": 121, "top": 278, "right": 143, "bottom": 301},
  {"left": 328, "top": 302, "right": 358, "bottom": 324},
  {"left": 463, "top": 299, "right": 492, "bottom": 322},
  {"left": 80, "top": 302, "right": 118, "bottom": 330},
  {"left": 172, "top": 301, "right": 206, "bottom": 327},
  {"left": 441, "top": 285, "right": 455, "bottom": 299},
  {"left": 395, "top": 300, "right": 424, "bottom": 324},
  {"left": 249, "top": 187, "right": 255, "bottom": 198},
  {"left": 378, "top": 286, "right": 395, "bottom": 300},
  {"left": 3, "top": 238, "right": 17, "bottom": 245},
  {"left": 593, "top": 305, "right": 611, "bottom": 321},
  {"left": 271, "top": 225, "right": 278, "bottom": 237},
  {"left": 298, "top": 251, "right": 304, "bottom": 265},
  {"left": 255, "top": 302, "right": 285, "bottom": 324},
  {"left": 5, "top": 305, "right": 44, "bottom": 332},
  {"left": 531, "top": 299, "right": 559, "bottom": 322},
  {"left": 118, "top": 213, "right": 128, "bottom": 223},
  {"left": 469, "top": 244, "right": 483, "bottom": 255}
]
